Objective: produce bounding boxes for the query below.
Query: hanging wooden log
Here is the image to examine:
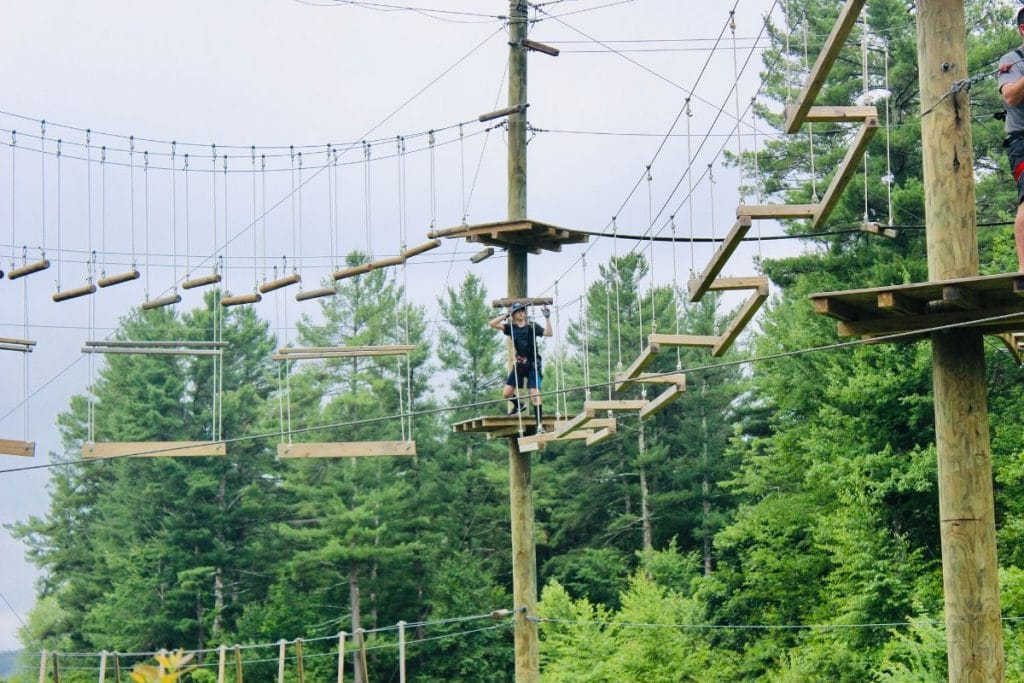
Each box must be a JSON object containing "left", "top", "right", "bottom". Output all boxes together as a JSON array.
[
  {"left": 259, "top": 273, "right": 301, "bottom": 294},
  {"left": 97, "top": 268, "right": 140, "bottom": 288},
  {"left": 221, "top": 292, "right": 262, "bottom": 307},
  {"left": 141, "top": 294, "right": 182, "bottom": 310},
  {"left": 8, "top": 259, "right": 50, "bottom": 280},
  {"left": 401, "top": 239, "right": 442, "bottom": 258},
  {"left": 296, "top": 286, "right": 337, "bottom": 302},
  {"left": 52, "top": 283, "right": 98, "bottom": 302},
  {"left": 0, "top": 336, "right": 36, "bottom": 348},
  {"left": 182, "top": 272, "right": 222, "bottom": 289},
  {"left": 366, "top": 255, "right": 406, "bottom": 270},
  {"left": 332, "top": 263, "right": 373, "bottom": 281}
]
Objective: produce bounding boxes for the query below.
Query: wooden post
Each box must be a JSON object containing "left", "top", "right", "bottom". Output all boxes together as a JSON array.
[
  {"left": 507, "top": 2, "right": 539, "bottom": 681},
  {"left": 337, "top": 632, "right": 346, "bottom": 683},
  {"left": 277, "top": 639, "right": 286, "bottom": 683},
  {"left": 37, "top": 649, "right": 47, "bottom": 683},
  {"left": 356, "top": 629, "right": 369, "bottom": 683},
  {"left": 233, "top": 645, "right": 243, "bottom": 683},
  {"left": 217, "top": 644, "right": 226, "bottom": 683},
  {"left": 295, "top": 638, "right": 304, "bottom": 683},
  {"left": 113, "top": 653, "right": 121, "bottom": 683},
  {"left": 51, "top": 652, "right": 59, "bottom": 683},
  {"left": 99, "top": 651, "right": 107, "bottom": 683},
  {"left": 916, "top": 1, "right": 1004, "bottom": 680},
  {"left": 397, "top": 621, "right": 406, "bottom": 683}
]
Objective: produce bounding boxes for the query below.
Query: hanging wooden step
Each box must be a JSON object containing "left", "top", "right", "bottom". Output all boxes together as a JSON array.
[
  {"left": 517, "top": 418, "right": 616, "bottom": 453},
  {"left": 182, "top": 272, "right": 222, "bottom": 289},
  {"left": 53, "top": 283, "right": 98, "bottom": 302},
  {"left": 401, "top": 239, "right": 442, "bottom": 258},
  {"left": 141, "top": 293, "right": 182, "bottom": 310},
  {"left": 0, "top": 337, "right": 36, "bottom": 353},
  {"left": 333, "top": 263, "right": 373, "bottom": 281},
  {"left": 0, "top": 439, "right": 35, "bottom": 457},
  {"left": 687, "top": 217, "right": 752, "bottom": 302},
  {"left": 612, "top": 343, "right": 660, "bottom": 392},
  {"left": 712, "top": 281, "right": 770, "bottom": 357},
  {"left": 273, "top": 345, "right": 414, "bottom": 361},
  {"left": 7, "top": 259, "right": 50, "bottom": 280},
  {"left": 277, "top": 441, "right": 416, "bottom": 459},
  {"left": 295, "top": 286, "right": 336, "bottom": 301},
  {"left": 812, "top": 117, "right": 878, "bottom": 229},
  {"left": 82, "top": 441, "right": 227, "bottom": 459},
  {"left": 450, "top": 414, "right": 560, "bottom": 439},
  {"left": 221, "top": 292, "right": 262, "bottom": 307},
  {"left": 97, "top": 269, "right": 140, "bottom": 288},
  {"left": 259, "top": 273, "right": 301, "bottom": 294}
]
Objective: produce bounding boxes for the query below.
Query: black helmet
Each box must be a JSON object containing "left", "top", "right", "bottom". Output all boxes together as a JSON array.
[{"left": 510, "top": 302, "right": 526, "bottom": 314}]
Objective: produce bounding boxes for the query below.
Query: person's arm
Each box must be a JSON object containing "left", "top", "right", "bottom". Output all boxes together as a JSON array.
[
  {"left": 489, "top": 311, "right": 509, "bottom": 331},
  {"left": 541, "top": 306, "right": 553, "bottom": 337},
  {"left": 1002, "top": 75, "right": 1024, "bottom": 107}
]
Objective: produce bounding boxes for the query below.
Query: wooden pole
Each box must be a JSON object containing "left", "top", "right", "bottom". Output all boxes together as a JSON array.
[
  {"left": 217, "top": 644, "right": 226, "bottom": 683},
  {"left": 507, "top": 2, "right": 539, "bottom": 681},
  {"left": 277, "top": 639, "right": 286, "bottom": 683},
  {"left": 397, "top": 621, "right": 406, "bottom": 683},
  {"left": 98, "top": 651, "right": 107, "bottom": 683},
  {"left": 113, "top": 653, "right": 121, "bottom": 683},
  {"left": 37, "top": 649, "right": 46, "bottom": 683},
  {"left": 337, "top": 632, "right": 346, "bottom": 683},
  {"left": 233, "top": 645, "right": 243, "bottom": 683},
  {"left": 916, "top": 1, "right": 1004, "bottom": 680}
]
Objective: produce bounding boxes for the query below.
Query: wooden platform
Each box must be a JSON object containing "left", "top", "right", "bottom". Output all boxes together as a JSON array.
[
  {"left": 809, "top": 273, "right": 1024, "bottom": 339},
  {"left": 429, "top": 219, "right": 588, "bottom": 253},
  {"left": 451, "top": 415, "right": 559, "bottom": 439}
]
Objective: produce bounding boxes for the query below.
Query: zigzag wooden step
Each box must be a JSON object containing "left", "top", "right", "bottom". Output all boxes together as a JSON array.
[
  {"left": 687, "top": 217, "right": 752, "bottom": 302},
  {"left": 612, "top": 343, "right": 660, "bottom": 392},
  {"left": 713, "top": 282, "right": 770, "bottom": 357},
  {"left": 517, "top": 419, "right": 616, "bottom": 453}
]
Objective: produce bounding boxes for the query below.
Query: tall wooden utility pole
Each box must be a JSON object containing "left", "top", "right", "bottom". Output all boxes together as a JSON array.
[
  {"left": 506, "top": 1, "right": 539, "bottom": 680},
  {"left": 917, "top": 1, "right": 1004, "bottom": 679}
]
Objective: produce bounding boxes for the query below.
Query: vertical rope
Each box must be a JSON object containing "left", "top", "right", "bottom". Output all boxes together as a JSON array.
[
  {"left": 670, "top": 216, "right": 681, "bottom": 370},
  {"left": 803, "top": 12, "right": 818, "bottom": 201},
  {"left": 223, "top": 155, "right": 230, "bottom": 293},
  {"left": 751, "top": 97, "right": 764, "bottom": 262},
  {"left": 861, "top": 18, "right": 869, "bottom": 223},
  {"left": 171, "top": 142, "right": 178, "bottom": 291},
  {"left": 55, "top": 139, "right": 62, "bottom": 292},
  {"left": 252, "top": 147, "right": 259, "bottom": 292},
  {"left": 730, "top": 10, "right": 745, "bottom": 205},
  {"left": 884, "top": 46, "right": 894, "bottom": 226},
  {"left": 553, "top": 280, "right": 565, "bottom": 419},
  {"left": 290, "top": 146, "right": 297, "bottom": 274},
  {"left": 685, "top": 99, "right": 695, "bottom": 275},
  {"left": 327, "top": 144, "right": 336, "bottom": 276},
  {"left": 333, "top": 148, "right": 340, "bottom": 271},
  {"left": 611, "top": 218, "right": 623, "bottom": 369},
  {"left": 297, "top": 152, "right": 304, "bottom": 276},
  {"left": 364, "top": 141, "right": 373, "bottom": 256},
  {"left": 144, "top": 150, "right": 150, "bottom": 299},
  {"left": 428, "top": 130, "right": 437, "bottom": 229},
  {"left": 39, "top": 121, "right": 46, "bottom": 262},
  {"left": 581, "top": 255, "right": 591, "bottom": 401},
  {"left": 184, "top": 153, "right": 191, "bottom": 279},
  {"left": 262, "top": 154, "right": 269, "bottom": 282},
  {"left": 604, "top": 280, "right": 612, "bottom": 401},
  {"left": 129, "top": 136, "right": 136, "bottom": 270},
  {"left": 459, "top": 124, "right": 467, "bottom": 224},
  {"left": 86, "top": 133, "right": 94, "bottom": 442},
  {"left": 646, "top": 165, "right": 655, "bottom": 336},
  {"left": 101, "top": 146, "right": 107, "bottom": 278},
  {"left": 708, "top": 164, "right": 716, "bottom": 242},
  {"left": 212, "top": 144, "right": 219, "bottom": 275},
  {"left": 9, "top": 130, "right": 15, "bottom": 271}
]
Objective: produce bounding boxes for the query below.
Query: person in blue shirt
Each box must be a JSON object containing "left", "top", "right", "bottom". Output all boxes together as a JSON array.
[{"left": 489, "top": 302, "right": 553, "bottom": 433}]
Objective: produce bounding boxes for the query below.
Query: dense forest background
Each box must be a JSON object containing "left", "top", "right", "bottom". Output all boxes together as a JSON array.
[{"left": 9, "top": 0, "right": 1024, "bottom": 680}]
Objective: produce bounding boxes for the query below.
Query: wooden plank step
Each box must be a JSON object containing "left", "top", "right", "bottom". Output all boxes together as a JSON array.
[
  {"left": 553, "top": 408, "right": 595, "bottom": 439},
  {"left": 790, "top": 105, "right": 878, "bottom": 123},
  {"left": 584, "top": 400, "right": 647, "bottom": 412},
  {"left": 742, "top": 204, "right": 818, "bottom": 220},
  {"left": 612, "top": 343, "right": 661, "bottom": 392},
  {"left": 83, "top": 441, "right": 227, "bottom": 459},
  {"left": 713, "top": 283, "right": 770, "bottom": 357},
  {"left": 615, "top": 372, "right": 686, "bottom": 387},
  {"left": 648, "top": 333, "right": 717, "bottom": 348},
  {"left": 812, "top": 118, "right": 879, "bottom": 229},
  {"left": 639, "top": 385, "right": 684, "bottom": 420},
  {"left": 0, "top": 439, "right": 35, "bottom": 457},
  {"left": 586, "top": 423, "right": 617, "bottom": 447},
  {"left": 687, "top": 216, "right": 752, "bottom": 302},
  {"left": 277, "top": 441, "right": 416, "bottom": 459}
]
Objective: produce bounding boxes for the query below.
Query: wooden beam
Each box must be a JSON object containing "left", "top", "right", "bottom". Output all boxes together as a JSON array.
[
  {"left": 713, "top": 284, "right": 769, "bottom": 357},
  {"left": 0, "top": 337, "right": 36, "bottom": 347},
  {"left": 584, "top": 400, "right": 647, "bottom": 412},
  {"left": 700, "top": 276, "right": 770, "bottom": 292},
  {"left": 97, "top": 269, "right": 140, "bottom": 288},
  {"left": 687, "top": 216, "right": 752, "bottom": 302},
  {"left": 741, "top": 204, "right": 817, "bottom": 220},
  {"left": 83, "top": 347, "right": 221, "bottom": 356},
  {"left": 332, "top": 263, "right": 373, "bottom": 281},
  {"left": 783, "top": 0, "right": 868, "bottom": 133},
  {"left": 612, "top": 343, "right": 661, "bottom": 392},
  {"left": 52, "top": 283, "right": 97, "bottom": 302},
  {"left": 295, "top": 286, "right": 336, "bottom": 301},
  {"left": 837, "top": 304, "right": 1024, "bottom": 338},
  {"left": 996, "top": 333, "right": 1023, "bottom": 365},
  {"left": 141, "top": 294, "right": 182, "bottom": 310},
  {"left": 861, "top": 222, "right": 897, "bottom": 238},
  {"left": 0, "top": 439, "right": 35, "bottom": 457},
  {"left": 491, "top": 297, "right": 554, "bottom": 308},
  {"left": 812, "top": 297, "right": 863, "bottom": 322},
  {"left": 788, "top": 105, "right": 878, "bottom": 123},
  {"left": 82, "top": 441, "right": 227, "bottom": 458},
  {"left": 277, "top": 441, "right": 416, "bottom": 458},
  {"left": 648, "top": 333, "right": 717, "bottom": 348},
  {"left": 259, "top": 273, "right": 301, "bottom": 294},
  {"left": 401, "top": 238, "right": 442, "bottom": 258},
  {"left": 221, "top": 293, "right": 262, "bottom": 307},
  {"left": 812, "top": 118, "right": 879, "bottom": 229},
  {"left": 7, "top": 259, "right": 49, "bottom": 280},
  {"left": 639, "top": 384, "right": 684, "bottom": 420},
  {"left": 182, "top": 272, "right": 222, "bottom": 290},
  {"left": 553, "top": 407, "right": 595, "bottom": 439},
  {"left": 367, "top": 255, "right": 406, "bottom": 269},
  {"left": 617, "top": 372, "right": 686, "bottom": 387},
  {"left": 274, "top": 344, "right": 414, "bottom": 359},
  {"left": 878, "top": 291, "right": 925, "bottom": 316},
  {"left": 84, "top": 340, "right": 228, "bottom": 348},
  {"left": 585, "top": 423, "right": 617, "bottom": 447},
  {"left": 941, "top": 285, "right": 982, "bottom": 310}
]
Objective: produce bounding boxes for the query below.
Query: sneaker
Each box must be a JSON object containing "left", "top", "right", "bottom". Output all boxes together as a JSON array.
[
  {"left": 507, "top": 400, "right": 526, "bottom": 415},
  {"left": 535, "top": 424, "right": 547, "bottom": 435}
]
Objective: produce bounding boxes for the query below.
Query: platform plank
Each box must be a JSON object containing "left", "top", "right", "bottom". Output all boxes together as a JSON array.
[{"left": 452, "top": 415, "right": 558, "bottom": 436}]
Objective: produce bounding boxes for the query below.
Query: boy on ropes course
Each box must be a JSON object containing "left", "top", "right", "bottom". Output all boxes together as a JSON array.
[
  {"left": 489, "top": 302, "right": 553, "bottom": 433},
  {"left": 998, "top": 4, "right": 1024, "bottom": 271}
]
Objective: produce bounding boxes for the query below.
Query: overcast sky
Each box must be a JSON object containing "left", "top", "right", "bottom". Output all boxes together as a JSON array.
[{"left": 0, "top": 0, "right": 782, "bottom": 651}]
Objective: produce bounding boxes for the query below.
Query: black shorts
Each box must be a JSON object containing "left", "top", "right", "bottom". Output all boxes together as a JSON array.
[
  {"left": 505, "top": 364, "right": 542, "bottom": 390},
  {"left": 1007, "top": 135, "right": 1024, "bottom": 204}
]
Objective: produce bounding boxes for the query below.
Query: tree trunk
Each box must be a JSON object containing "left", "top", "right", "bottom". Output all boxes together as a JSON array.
[{"left": 638, "top": 423, "right": 653, "bottom": 552}]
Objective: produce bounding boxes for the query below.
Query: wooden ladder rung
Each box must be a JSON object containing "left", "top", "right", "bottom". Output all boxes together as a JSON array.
[
  {"left": 648, "top": 334, "right": 717, "bottom": 348},
  {"left": 83, "top": 441, "right": 227, "bottom": 458}
]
